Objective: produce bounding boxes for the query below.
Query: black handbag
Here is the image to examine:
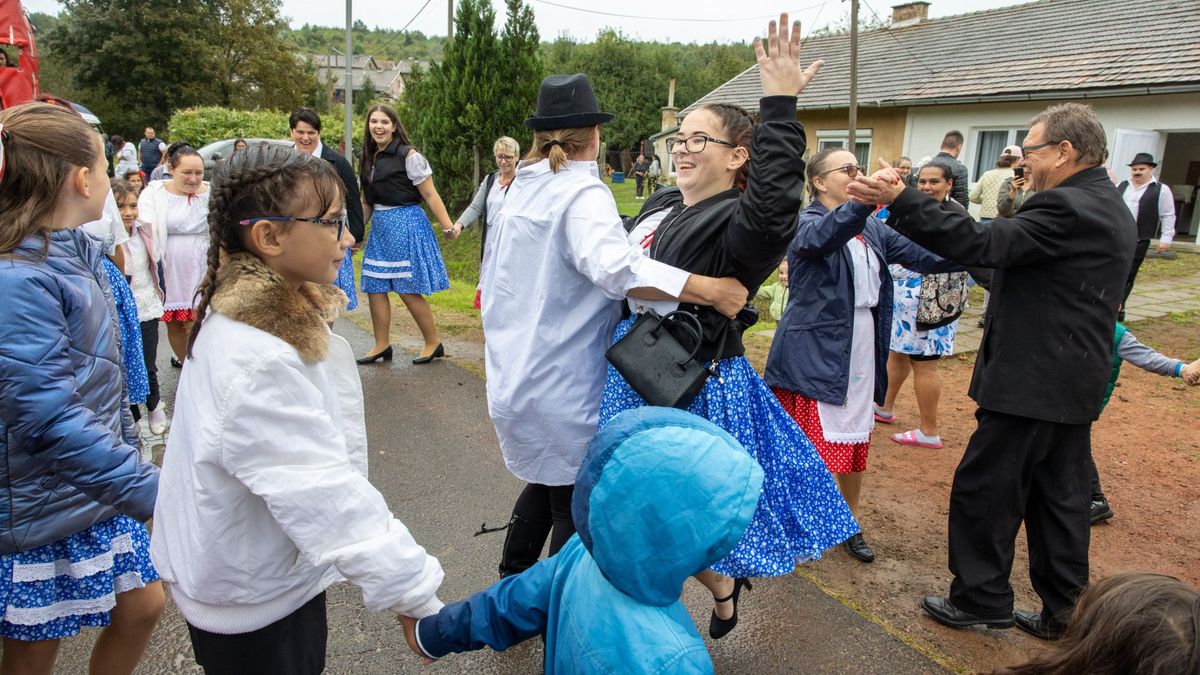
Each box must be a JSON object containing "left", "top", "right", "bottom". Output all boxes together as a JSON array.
[{"left": 605, "top": 310, "right": 717, "bottom": 409}]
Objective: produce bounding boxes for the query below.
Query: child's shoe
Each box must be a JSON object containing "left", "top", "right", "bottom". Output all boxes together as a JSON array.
[{"left": 148, "top": 403, "right": 169, "bottom": 435}]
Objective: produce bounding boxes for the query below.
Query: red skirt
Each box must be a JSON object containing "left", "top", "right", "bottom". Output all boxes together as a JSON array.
[
  {"left": 772, "top": 387, "right": 870, "bottom": 474},
  {"left": 161, "top": 308, "right": 196, "bottom": 323}
]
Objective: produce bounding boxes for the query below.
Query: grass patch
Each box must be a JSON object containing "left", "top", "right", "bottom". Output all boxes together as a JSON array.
[{"left": 1129, "top": 249, "right": 1200, "bottom": 283}]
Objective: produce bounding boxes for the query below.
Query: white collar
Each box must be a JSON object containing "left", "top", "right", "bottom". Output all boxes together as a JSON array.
[{"left": 518, "top": 158, "right": 600, "bottom": 179}]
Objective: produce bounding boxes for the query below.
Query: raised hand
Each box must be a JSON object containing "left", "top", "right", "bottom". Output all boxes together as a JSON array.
[
  {"left": 397, "top": 615, "right": 435, "bottom": 664},
  {"left": 756, "top": 13, "right": 824, "bottom": 98},
  {"left": 846, "top": 158, "right": 907, "bottom": 206}
]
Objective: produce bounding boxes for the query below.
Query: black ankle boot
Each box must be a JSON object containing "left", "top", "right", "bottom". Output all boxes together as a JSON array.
[{"left": 497, "top": 515, "right": 552, "bottom": 578}]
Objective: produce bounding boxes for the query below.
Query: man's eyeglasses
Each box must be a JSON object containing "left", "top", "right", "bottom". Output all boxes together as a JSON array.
[
  {"left": 1020, "top": 140, "right": 1059, "bottom": 156},
  {"left": 238, "top": 215, "right": 347, "bottom": 240},
  {"left": 819, "top": 163, "right": 860, "bottom": 179},
  {"left": 666, "top": 135, "right": 737, "bottom": 154}
]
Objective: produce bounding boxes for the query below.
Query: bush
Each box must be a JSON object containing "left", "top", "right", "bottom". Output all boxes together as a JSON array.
[{"left": 167, "top": 106, "right": 366, "bottom": 153}]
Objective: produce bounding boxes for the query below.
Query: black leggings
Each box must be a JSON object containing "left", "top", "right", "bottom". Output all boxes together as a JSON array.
[
  {"left": 130, "top": 319, "right": 161, "bottom": 421},
  {"left": 498, "top": 483, "right": 575, "bottom": 577}
]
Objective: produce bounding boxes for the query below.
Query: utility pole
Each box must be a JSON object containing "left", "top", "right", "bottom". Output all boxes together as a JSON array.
[
  {"left": 848, "top": 0, "right": 858, "bottom": 153},
  {"left": 448, "top": 0, "right": 454, "bottom": 39},
  {"left": 344, "top": 0, "right": 354, "bottom": 161}
]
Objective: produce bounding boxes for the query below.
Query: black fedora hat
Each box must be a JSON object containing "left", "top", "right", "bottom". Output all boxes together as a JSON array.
[
  {"left": 524, "top": 73, "right": 614, "bottom": 131},
  {"left": 1128, "top": 152, "right": 1158, "bottom": 167}
]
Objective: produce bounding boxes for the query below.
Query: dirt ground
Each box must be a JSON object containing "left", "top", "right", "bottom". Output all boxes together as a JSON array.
[{"left": 356, "top": 301, "right": 1199, "bottom": 675}]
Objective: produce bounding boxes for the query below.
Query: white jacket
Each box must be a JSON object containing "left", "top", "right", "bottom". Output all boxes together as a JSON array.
[{"left": 150, "top": 253, "right": 443, "bottom": 633}]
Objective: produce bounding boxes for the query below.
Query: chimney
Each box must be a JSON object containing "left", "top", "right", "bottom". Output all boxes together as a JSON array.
[
  {"left": 891, "top": 1, "right": 930, "bottom": 27},
  {"left": 661, "top": 78, "right": 679, "bottom": 132}
]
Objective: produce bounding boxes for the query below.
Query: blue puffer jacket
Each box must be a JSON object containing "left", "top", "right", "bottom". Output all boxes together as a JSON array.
[
  {"left": 416, "top": 407, "right": 764, "bottom": 673},
  {"left": 0, "top": 229, "right": 159, "bottom": 554}
]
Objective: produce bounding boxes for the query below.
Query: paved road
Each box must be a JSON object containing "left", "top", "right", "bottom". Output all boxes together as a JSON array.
[{"left": 50, "top": 319, "right": 946, "bottom": 674}]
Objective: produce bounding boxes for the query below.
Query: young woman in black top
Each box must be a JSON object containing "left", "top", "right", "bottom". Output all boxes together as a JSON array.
[{"left": 357, "top": 105, "right": 456, "bottom": 364}]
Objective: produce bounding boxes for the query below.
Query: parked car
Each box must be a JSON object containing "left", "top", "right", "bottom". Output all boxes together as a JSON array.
[{"left": 197, "top": 137, "right": 292, "bottom": 179}]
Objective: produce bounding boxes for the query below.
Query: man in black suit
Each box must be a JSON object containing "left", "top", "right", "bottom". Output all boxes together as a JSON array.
[
  {"left": 289, "top": 107, "right": 365, "bottom": 246},
  {"left": 847, "top": 103, "right": 1135, "bottom": 641}
]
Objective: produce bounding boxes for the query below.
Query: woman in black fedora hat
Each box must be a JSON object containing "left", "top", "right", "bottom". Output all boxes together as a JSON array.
[
  {"left": 479, "top": 72, "right": 750, "bottom": 581},
  {"left": 597, "top": 14, "right": 858, "bottom": 639}
]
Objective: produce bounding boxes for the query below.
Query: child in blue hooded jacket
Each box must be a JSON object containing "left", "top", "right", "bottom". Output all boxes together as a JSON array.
[{"left": 401, "top": 407, "right": 764, "bottom": 673}]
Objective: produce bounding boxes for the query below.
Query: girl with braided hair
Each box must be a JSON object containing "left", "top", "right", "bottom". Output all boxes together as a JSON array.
[
  {"left": 597, "top": 15, "right": 857, "bottom": 640},
  {"left": 150, "top": 144, "right": 445, "bottom": 673}
]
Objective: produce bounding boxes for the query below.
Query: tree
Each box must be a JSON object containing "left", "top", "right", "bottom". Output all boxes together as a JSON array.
[
  {"left": 209, "top": 0, "right": 322, "bottom": 111},
  {"left": 354, "top": 74, "right": 377, "bottom": 116}
]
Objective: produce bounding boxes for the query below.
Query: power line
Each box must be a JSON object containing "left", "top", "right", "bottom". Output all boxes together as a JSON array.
[
  {"left": 859, "top": 0, "right": 936, "bottom": 75},
  {"left": 528, "top": 0, "right": 830, "bottom": 24},
  {"left": 364, "top": 0, "right": 438, "bottom": 58}
]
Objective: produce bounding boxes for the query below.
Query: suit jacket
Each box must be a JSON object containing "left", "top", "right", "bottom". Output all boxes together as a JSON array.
[
  {"left": 319, "top": 145, "right": 365, "bottom": 243},
  {"left": 885, "top": 166, "right": 1136, "bottom": 424}
]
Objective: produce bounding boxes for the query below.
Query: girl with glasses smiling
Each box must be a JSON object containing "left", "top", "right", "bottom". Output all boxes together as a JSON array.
[{"left": 598, "top": 15, "right": 859, "bottom": 640}]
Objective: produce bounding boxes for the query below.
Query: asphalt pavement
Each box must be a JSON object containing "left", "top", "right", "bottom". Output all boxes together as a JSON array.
[{"left": 50, "top": 318, "right": 946, "bottom": 674}]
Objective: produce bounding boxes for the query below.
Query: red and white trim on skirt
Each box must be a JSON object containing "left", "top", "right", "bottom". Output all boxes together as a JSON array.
[
  {"left": 161, "top": 308, "right": 196, "bottom": 323},
  {"left": 772, "top": 387, "right": 870, "bottom": 474}
]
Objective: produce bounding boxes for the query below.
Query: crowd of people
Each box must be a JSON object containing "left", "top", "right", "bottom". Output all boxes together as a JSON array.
[{"left": 1, "top": 12, "right": 1199, "bottom": 675}]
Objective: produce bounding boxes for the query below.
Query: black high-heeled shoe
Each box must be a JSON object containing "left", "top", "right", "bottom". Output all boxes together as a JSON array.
[
  {"left": 356, "top": 346, "right": 393, "bottom": 365},
  {"left": 709, "top": 577, "right": 752, "bottom": 639},
  {"left": 411, "top": 343, "right": 445, "bottom": 364},
  {"left": 170, "top": 356, "right": 183, "bottom": 369}
]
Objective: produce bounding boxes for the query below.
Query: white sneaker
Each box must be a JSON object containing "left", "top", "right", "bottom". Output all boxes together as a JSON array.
[{"left": 148, "top": 403, "right": 168, "bottom": 435}]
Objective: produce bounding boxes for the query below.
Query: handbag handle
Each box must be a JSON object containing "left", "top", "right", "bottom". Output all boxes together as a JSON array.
[{"left": 650, "top": 310, "right": 704, "bottom": 367}]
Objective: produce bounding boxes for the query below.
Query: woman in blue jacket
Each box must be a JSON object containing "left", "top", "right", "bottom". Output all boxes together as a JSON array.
[
  {"left": 0, "top": 103, "right": 161, "bottom": 673},
  {"left": 764, "top": 147, "right": 960, "bottom": 565},
  {"left": 403, "top": 407, "right": 764, "bottom": 674}
]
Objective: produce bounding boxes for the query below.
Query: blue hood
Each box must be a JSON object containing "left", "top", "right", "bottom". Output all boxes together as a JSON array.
[{"left": 573, "top": 407, "right": 763, "bottom": 606}]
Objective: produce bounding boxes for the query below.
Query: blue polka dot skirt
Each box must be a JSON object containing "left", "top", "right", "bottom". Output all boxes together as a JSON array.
[
  {"left": 599, "top": 316, "right": 860, "bottom": 578},
  {"left": 335, "top": 248, "right": 358, "bottom": 311},
  {"left": 0, "top": 516, "right": 159, "bottom": 641},
  {"left": 361, "top": 205, "right": 450, "bottom": 296},
  {"left": 101, "top": 258, "right": 148, "bottom": 405}
]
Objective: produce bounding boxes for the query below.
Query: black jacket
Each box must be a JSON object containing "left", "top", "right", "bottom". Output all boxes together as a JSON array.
[
  {"left": 319, "top": 144, "right": 365, "bottom": 243},
  {"left": 885, "top": 166, "right": 1136, "bottom": 424},
  {"left": 934, "top": 151, "right": 970, "bottom": 209},
  {"left": 625, "top": 95, "right": 806, "bottom": 360}
]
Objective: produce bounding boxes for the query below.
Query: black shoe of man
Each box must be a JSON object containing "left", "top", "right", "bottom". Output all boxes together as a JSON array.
[
  {"left": 1014, "top": 610, "right": 1066, "bottom": 640},
  {"left": 920, "top": 596, "right": 1015, "bottom": 629},
  {"left": 1090, "top": 497, "right": 1114, "bottom": 524},
  {"left": 843, "top": 533, "right": 875, "bottom": 562}
]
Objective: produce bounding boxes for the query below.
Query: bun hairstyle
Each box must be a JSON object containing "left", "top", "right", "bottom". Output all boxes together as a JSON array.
[
  {"left": 699, "top": 103, "right": 754, "bottom": 191},
  {"left": 525, "top": 127, "right": 595, "bottom": 174},
  {"left": 919, "top": 160, "right": 955, "bottom": 185},
  {"left": 166, "top": 142, "right": 199, "bottom": 171},
  {"left": 0, "top": 103, "right": 100, "bottom": 257},
  {"left": 805, "top": 146, "right": 847, "bottom": 202},
  {"left": 187, "top": 144, "right": 344, "bottom": 356}
]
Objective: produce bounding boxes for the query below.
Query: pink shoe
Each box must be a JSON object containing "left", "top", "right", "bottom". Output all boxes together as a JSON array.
[
  {"left": 891, "top": 429, "right": 943, "bottom": 449},
  {"left": 873, "top": 404, "right": 896, "bottom": 424},
  {"left": 148, "top": 403, "right": 168, "bottom": 436}
]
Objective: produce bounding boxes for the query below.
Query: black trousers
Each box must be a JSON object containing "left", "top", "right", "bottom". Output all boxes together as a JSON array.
[
  {"left": 948, "top": 409, "right": 1090, "bottom": 624},
  {"left": 129, "top": 320, "right": 161, "bottom": 422},
  {"left": 634, "top": 174, "right": 646, "bottom": 197},
  {"left": 1121, "top": 238, "right": 1152, "bottom": 309},
  {"left": 1087, "top": 451, "right": 1104, "bottom": 500},
  {"left": 187, "top": 592, "right": 327, "bottom": 675},
  {"left": 499, "top": 483, "right": 575, "bottom": 577}
]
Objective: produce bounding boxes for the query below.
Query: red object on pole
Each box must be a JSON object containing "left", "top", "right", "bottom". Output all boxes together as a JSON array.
[{"left": 0, "top": 1, "right": 40, "bottom": 109}]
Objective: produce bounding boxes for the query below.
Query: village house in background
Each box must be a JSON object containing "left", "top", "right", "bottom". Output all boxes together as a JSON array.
[
  {"left": 664, "top": 0, "right": 1200, "bottom": 239},
  {"left": 309, "top": 53, "right": 429, "bottom": 103}
]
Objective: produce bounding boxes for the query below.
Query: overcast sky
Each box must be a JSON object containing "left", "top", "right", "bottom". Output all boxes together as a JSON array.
[{"left": 25, "top": 0, "right": 1035, "bottom": 43}]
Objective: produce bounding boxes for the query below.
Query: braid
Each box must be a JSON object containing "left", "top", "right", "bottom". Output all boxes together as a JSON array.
[{"left": 185, "top": 144, "right": 345, "bottom": 356}]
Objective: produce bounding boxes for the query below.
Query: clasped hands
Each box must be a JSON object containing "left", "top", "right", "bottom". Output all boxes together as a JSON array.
[
  {"left": 397, "top": 614, "right": 435, "bottom": 664},
  {"left": 845, "top": 159, "right": 908, "bottom": 206},
  {"left": 1182, "top": 359, "right": 1200, "bottom": 386}
]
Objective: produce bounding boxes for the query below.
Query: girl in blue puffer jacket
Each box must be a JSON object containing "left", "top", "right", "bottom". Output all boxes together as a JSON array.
[{"left": 0, "top": 103, "right": 162, "bottom": 674}]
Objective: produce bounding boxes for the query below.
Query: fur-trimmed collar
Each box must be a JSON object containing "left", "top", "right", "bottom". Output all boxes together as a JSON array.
[{"left": 210, "top": 252, "right": 347, "bottom": 362}]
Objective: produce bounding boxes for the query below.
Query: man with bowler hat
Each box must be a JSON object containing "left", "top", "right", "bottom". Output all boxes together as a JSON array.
[
  {"left": 846, "top": 102, "right": 1136, "bottom": 641},
  {"left": 1117, "top": 152, "right": 1177, "bottom": 314}
]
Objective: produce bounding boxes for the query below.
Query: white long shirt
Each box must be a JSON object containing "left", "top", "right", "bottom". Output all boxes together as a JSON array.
[
  {"left": 480, "top": 159, "right": 690, "bottom": 485},
  {"left": 1123, "top": 179, "right": 1176, "bottom": 244}
]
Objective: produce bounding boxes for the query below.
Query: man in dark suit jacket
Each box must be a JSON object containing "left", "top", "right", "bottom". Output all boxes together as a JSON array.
[
  {"left": 848, "top": 103, "right": 1136, "bottom": 641},
  {"left": 289, "top": 107, "right": 365, "bottom": 245},
  {"left": 933, "top": 130, "right": 970, "bottom": 208}
]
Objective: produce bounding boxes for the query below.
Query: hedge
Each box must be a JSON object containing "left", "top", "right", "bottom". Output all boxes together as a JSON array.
[{"left": 167, "top": 107, "right": 366, "bottom": 152}]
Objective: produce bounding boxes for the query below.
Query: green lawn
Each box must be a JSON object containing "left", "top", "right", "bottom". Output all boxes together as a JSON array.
[{"left": 1136, "top": 248, "right": 1200, "bottom": 283}]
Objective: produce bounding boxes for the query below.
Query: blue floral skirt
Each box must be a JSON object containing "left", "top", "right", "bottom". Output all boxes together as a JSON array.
[
  {"left": 0, "top": 516, "right": 159, "bottom": 641},
  {"left": 335, "top": 249, "right": 358, "bottom": 311},
  {"left": 101, "top": 258, "right": 148, "bottom": 404},
  {"left": 599, "top": 316, "right": 860, "bottom": 578},
  {"left": 361, "top": 205, "right": 450, "bottom": 296}
]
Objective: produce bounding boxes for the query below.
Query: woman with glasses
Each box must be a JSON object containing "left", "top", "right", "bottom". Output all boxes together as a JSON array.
[
  {"left": 598, "top": 16, "right": 858, "bottom": 640},
  {"left": 764, "top": 148, "right": 960, "bottom": 565},
  {"left": 356, "top": 105, "right": 455, "bottom": 365},
  {"left": 451, "top": 136, "right": 520, "bottom": 310}
]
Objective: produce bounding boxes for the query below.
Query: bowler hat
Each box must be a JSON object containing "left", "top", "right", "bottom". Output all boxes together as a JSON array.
[
  {"left": 1128, "top": 152, "right": 1158, "bottom": 167},
  {"left": 524, "top": 73, "right": 614, "bottom": 131}
]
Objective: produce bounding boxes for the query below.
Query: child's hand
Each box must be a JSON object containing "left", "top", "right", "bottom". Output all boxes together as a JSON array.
[
  {"left": 1183, "top": 359, "right": 1200, "bottom": 386},
  {"left": 397, "top": 615, "right": 435, "bottom": 664}
]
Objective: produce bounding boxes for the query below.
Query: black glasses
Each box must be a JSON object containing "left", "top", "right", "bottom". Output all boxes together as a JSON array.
[
  {"left": 494, "top": 154, "right": 515, "bottom": 161},
  {"left": 666, "top": 135, "right": 738, "bottom": 154},
  {"left": 1020, "top": 140, "right": 1058, "bottom": 155},
  {"left": 238, "top": 215, "right": 347, "bottom": 240},
  {"left": 819, "top": 163, "right": 860, "bottom": 178}
]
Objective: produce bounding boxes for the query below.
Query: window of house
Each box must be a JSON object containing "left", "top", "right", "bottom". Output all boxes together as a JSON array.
[
  {"left": 972, "top": 128, "right": 1029, "bottom": 181},
  {"left": 817, "top": 129, "right": 873, "bottom": 169}
]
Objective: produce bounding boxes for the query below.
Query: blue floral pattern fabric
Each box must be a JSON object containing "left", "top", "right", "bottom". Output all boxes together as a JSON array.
[
  {"left": 0, "top": 516, "right": 158, "bottom": 640},
  {"left": 335, "top": 249, "right": 358, "bottom": 311},
  {"left": 101, "top": 258, "right": 149, "bottom": 404},
  {"left": 361, "top": 205, "right": 450, "bottom": 296},
  {"left": 889, "top": 265, "right": 959, "bottom": 356},
  {"left": 599, "top": 316, "right": 859, "bottom": 578}
]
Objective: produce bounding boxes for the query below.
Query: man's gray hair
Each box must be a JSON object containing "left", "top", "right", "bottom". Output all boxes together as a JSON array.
[{"left": 1028, "top": 102, "right": 1107, "bottom": 166}]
